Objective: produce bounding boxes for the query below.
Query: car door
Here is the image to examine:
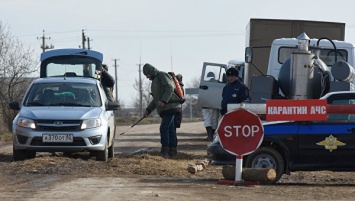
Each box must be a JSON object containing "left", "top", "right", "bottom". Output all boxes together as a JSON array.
[
  {"left": 198, "top": 62, "right": 228, "bottom": 109},
  {"left": 296, "top": 94, "right": 355, "bottom": 169},
  {"left": 98, "top": 83, "right": 116, "bottom": 137}
]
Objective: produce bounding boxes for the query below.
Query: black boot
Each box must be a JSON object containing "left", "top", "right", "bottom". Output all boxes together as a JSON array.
[
  {"left": 160, "top": 146, "right": 169, "bottom": 157},
  {"left": 169, "top": 147, "right": 177, "bottom": 157},
  {"left": 211, "top": 129, "right": 216, "bottom": 139},
  {"left": 205, "top": 127, "right": 211, "bottom": 134},
  {"left": 206, "top": 126, "right": 213, "bottom": 141}
]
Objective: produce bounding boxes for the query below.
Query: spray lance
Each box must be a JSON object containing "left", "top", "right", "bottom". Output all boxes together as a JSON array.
[{"left": 119, "top": 117, "right": 145, "bottom": 135}]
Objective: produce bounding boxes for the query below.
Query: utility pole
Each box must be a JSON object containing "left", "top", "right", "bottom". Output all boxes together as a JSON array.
[
  {"left": 138, "top": 42, "right": 143, "bottom": 116},
  {"left": 112, "top": 59, "right": 119, "bottom": 104},
  {"left": 37, "top": 30, "right": 54, "bottom": 52},
  {"left": 82, "top": 30, "right": 86, "bottom": 49},
  {"left": 138, "top": 60, "right": 143, "bottom": 116},
  {"left": 87, "top": 37, "right": 93, "bottom": 50}
]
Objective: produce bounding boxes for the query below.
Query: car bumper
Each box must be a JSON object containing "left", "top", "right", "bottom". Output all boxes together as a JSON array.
[
  {"left": 207, "top": 142, "right": 236, "bottom": 165},
  {"left": 13, "top": 126, "right": 108, "bottom": 152}
]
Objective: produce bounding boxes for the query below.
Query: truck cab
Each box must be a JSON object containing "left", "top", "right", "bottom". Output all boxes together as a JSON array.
[
  {"left": 199, "top": 34, "right": 355, "bottom": 108},
  {"left": 247, "top": 35, "right": 355, "bottom": 103}
]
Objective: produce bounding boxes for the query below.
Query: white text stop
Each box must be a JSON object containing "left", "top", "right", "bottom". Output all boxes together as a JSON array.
[{"left": 223, "top": 125, "right": 260, "bottom": 137}]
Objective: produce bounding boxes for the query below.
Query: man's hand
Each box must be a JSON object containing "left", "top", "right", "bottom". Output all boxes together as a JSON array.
[
  {"left": 158, "top": 100, "right": 165, "bottom": 107},
  {"left": 143, "top": 110, "right": 149, "bottom": 118}
]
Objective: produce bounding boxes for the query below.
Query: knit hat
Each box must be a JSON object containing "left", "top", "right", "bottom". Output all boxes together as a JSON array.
[
  {"left": 176, "top": 74, "right": 183, "bottom": 82},
  {"left": 226, "top": 68, "right": 238, "bottom": 77}
]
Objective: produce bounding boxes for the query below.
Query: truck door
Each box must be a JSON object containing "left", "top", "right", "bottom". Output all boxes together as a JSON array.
[
  {"left": 198, "top": 62, "right": 228, "bottom": 109},
  {"left": 296, "top": 95, "right": 355, "bottom": 169}
]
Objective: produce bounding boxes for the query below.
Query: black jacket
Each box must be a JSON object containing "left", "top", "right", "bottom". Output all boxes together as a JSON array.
[{"left": 101, "top": 71, "right": 115, "bottom": 101}]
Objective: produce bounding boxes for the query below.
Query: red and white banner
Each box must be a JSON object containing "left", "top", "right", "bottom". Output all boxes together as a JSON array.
[{"left": 266, "top": 99, "right": 328, "bottom": 121}]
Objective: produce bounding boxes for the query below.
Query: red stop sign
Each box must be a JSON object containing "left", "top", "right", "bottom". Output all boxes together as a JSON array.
[{"left": 217, "top": 109, "right": 264, "bottom": 156}]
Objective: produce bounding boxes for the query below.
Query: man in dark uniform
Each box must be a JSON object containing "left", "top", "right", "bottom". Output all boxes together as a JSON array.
[
  {"left": 220, "top": 68, "right": 249, "bottom": 115},
  {"left": 101, "top": 64, "right": 115, "bottom": 102}
]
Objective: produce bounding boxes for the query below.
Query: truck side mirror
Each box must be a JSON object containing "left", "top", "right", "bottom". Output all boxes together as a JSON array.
[{"left": 245, "top": 47, "right": 253, "bottom": 63}]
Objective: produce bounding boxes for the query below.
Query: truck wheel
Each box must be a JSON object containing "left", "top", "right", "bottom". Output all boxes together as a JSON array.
[
  {"left": 96, "top": 138, "right": 108, "bottom": 161},
  {"left": 245, "top": 147, "right": 284, "bottom": 184}
]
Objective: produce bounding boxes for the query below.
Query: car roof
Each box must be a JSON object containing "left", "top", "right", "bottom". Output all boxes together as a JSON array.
[{"left": 32, "top": 77, "right": 99, "bottom": 84}]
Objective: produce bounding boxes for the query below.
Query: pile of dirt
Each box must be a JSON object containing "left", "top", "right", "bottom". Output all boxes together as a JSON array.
[{"left": 0, "top": 150, "right": 222, "bottom": 180}]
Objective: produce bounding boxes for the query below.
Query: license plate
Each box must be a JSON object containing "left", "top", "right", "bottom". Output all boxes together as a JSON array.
[{"left": 42, "top": 134, "right": 73, "bottom": 143}]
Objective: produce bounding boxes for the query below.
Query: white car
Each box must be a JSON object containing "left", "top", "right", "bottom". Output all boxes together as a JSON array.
[{"left": 9, "top": 49, "right": 119, "bottom": 161}]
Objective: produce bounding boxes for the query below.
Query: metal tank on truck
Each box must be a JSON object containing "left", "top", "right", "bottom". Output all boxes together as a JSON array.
[
  {"left": 243, "top": 18, "right": 345, "bottom": 88},
  {"left": 243, "top": 32, "right": 355, "bottom": 108}
]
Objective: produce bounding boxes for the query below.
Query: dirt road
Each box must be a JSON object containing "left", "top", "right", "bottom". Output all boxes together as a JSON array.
[{"left": 1, "top": 122, "right": 355, "bottom": 200}]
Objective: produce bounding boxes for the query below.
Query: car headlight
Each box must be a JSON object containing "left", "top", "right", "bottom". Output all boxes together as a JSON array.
[
  {"left": 17, "top": 118, "right": 36, "bottom": 129},
  {"left": 81, "top": 119, "right": 101, "bottom": 129}
]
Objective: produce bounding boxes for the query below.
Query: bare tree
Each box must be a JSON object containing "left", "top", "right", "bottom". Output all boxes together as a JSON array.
[
  {"left": 132, "top": 78, "right": 153, "bottom": 115},
  {"left": 0, "top": 22, "right": 38, "bottom": 132}
]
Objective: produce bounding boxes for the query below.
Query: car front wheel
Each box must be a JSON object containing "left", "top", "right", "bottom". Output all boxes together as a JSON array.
[
  {"left": 13, "top": 147, "right": 36, "bottom": 161},
  {"left": 108, "top": 134, "right": 115, "bottom": 158},
  {"left": 96, "top": 138, "right": 108, "bottom": 161},
  {"left": 245, "top": 147, "right": 284, "bottom": 184}
]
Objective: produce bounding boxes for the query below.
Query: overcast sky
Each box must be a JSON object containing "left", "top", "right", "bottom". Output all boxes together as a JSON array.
[{"left": 2, "top": 0, "right": 355, "bottom": 107}]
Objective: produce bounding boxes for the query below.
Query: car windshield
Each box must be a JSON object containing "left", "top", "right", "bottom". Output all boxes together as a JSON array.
[
  {"left": 279, "top": 47, "right": 348, "bottom": 67},
  {"left": 23, "top": 82, "right": 101, "bottom": 107}
]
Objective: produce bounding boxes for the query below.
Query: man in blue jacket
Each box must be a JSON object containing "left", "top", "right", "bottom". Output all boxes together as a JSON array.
[{"left": 220, "top": 68, "right": 250, "bottom": 115}]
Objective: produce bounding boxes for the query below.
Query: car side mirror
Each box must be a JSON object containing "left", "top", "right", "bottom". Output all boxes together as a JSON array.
[
  {"left": 245, "top": 47, "right": 253, "bottom": 63},
  {"left": 9, "top": 101, "right": 20, "bottom": 110},
  {"left": 105, "top": 100, "right": 120, "bottom": 111}
]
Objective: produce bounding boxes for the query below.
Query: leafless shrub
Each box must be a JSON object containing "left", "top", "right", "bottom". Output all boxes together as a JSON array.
[{"left": 0, "top": 21, "right": 38, "bottom": 132}]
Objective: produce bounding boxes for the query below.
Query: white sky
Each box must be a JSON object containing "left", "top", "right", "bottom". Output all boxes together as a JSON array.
[{"left": 2, "top": 0, "right": 355, "bottom": 107}]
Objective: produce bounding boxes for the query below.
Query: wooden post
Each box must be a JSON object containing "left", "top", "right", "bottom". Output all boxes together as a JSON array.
[{"left": 222, "top": 165, "right": 276, "bottom": 182}]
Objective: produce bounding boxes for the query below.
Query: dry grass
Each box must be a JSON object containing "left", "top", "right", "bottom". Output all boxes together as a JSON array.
[{"left": 0, "top": 150, "right": 222, "bottom": 180}]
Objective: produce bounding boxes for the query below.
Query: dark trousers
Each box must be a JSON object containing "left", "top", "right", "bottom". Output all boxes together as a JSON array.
[{"left": 160, "top": 114, "right": 177, "bottom": 148}]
